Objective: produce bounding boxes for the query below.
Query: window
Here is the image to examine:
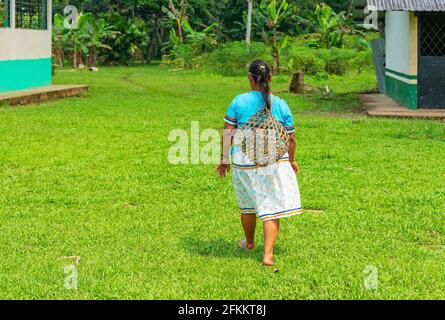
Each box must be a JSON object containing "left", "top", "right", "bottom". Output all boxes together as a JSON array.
[
  {"left": 15, "top": 0, "right": 47, "bottom": 30},
  {"left": 420, "top": 12, "right": 445, "bottom": 57},
  {"left": 0, "top": 0, "right": 10, "bottom": 28}
]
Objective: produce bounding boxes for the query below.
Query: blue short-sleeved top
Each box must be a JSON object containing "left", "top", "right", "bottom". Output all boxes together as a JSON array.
[{"left": 224, "top": 91, "right": 295, "bottom": 133}]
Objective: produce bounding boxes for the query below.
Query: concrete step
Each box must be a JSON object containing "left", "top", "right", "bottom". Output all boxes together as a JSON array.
[
  {"left": 0, "top": 85, "right": 89, "bottom": 106},
  {"left": 359, "top": 94, "right": 445, "bottom": 120}
]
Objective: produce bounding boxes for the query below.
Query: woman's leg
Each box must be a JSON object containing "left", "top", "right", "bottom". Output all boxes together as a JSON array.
[
  {"left": 263, "top": 219, "right": 280, "bottom": 265},
  {"left": 241, "top": 214, "right": 257, "bottom": 249}
]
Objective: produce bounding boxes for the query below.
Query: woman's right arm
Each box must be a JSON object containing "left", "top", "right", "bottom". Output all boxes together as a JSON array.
[{"left": 217, "top": 122, "right": 236, "bottom": 177}]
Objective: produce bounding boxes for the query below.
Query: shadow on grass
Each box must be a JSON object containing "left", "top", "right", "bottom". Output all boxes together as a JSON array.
[{"left": 181, "top": 236, "right": 283, "bottom": 262}]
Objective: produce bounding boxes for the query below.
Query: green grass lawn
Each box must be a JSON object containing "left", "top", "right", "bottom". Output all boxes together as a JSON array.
[{"left": 0, "top": 65, "right": 444, "bottom": 299}]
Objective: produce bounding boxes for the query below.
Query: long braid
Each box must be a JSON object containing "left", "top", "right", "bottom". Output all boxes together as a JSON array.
[{"left": 249, "top": 60, "right": 272, "bottom": 110}]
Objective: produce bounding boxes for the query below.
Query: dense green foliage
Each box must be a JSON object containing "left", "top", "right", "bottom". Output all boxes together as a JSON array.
[
  {"left": 163, "top": 32, "right": 377, "bottom": 77},
  {"left": 51, "top": 0, "right": 367, "bottom": 70},
  {"left": 199, "top": 41, "right": 272, "bottom": 75},
  {"left": 0, "top": 0, "right": 7, "bottom": 27},
  {"left": 0, "top": 66, "right": 444, "bottom": 299},
  {"left": 160, "top": 1, "right": 377, "bottom": 76}
]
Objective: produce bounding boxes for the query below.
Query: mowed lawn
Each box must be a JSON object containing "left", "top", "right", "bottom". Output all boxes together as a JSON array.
[{"left": 0, "top": 66, "right": 444, "bottom": 299}]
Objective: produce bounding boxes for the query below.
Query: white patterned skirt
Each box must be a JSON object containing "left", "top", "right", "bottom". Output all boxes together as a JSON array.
[{"left": 231, "top": 153, "right": 302, "bottom": 222}]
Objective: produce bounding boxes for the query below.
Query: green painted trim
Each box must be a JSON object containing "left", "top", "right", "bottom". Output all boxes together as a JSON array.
[
  {"left": 385, "top": 68, "right": 418, "bottom": 80},
  {"left": 385, "top": 75, "right": 418, "bottom": 109},
  {"left": 0, "top": 58, "right": 52, "bottom": 93}
]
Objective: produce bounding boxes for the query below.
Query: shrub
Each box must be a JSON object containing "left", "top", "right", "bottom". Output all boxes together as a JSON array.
[
  {"left": 201, "top": 41, "right": 272, "bottom": 75},
  {"left": 163, "top": 44, "right": 196, "bottom": 70},
  {"left": 162, "top": 36, "right": 375, "bottom": 75},
  {"left": 350, "top": 50, "right": 373, "bottom": 72},
  {"left": 342, "top": 32, "right": 381, "bottom": 51},
  {"left": 316, "top": 48, "right": 359, "bottom": 75},
  {"left": 282, "top": 33, "right": 376, "bottom": 76},
  {"left": 285, "top": 46, "right": 325, "bottom": 75}
]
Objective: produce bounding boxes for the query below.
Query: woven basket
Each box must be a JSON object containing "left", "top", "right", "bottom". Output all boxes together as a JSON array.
[{"left": 234, "top": 97, "right": 290, "bottom": 167}]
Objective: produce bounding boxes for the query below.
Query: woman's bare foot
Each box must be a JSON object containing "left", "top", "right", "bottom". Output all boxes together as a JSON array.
[
  {"left": 262, "top": 255, "right": 274, "bottom": 266},
  {"left": 263, "top": 220, "right": 279, "bottom": 267},
  {"left": 239, "top": 239, "right": 255, "bottom": 251}
]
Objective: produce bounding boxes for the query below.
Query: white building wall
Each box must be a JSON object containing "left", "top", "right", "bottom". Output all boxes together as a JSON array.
[
  {"left": 0, "top": 29, "right": 51, "bottom": 61},
  {"left": 385, "top": 11, "right": 411, "bottom": 75},
  {"left": 0, "top": 0, "right": 51, "bottom": 61},
  {"left": 0, "top": 0, "right": 52, "bottom": 92}
]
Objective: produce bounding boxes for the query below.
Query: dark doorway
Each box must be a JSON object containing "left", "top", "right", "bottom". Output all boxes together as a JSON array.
[{"left": 418, "top": 12, "right": 445, "bottom": 109}]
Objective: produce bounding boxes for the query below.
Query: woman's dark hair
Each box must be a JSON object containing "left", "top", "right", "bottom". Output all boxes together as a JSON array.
[{"left": 249, "top": 59, "right": 272, "bottom": 109}]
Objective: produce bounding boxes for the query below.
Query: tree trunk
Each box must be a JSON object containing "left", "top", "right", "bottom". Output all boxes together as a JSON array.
[
  {"left": 246, "top": 0, "right": 253, "bottom": 46},
  {"left": 60, "top": 49, "right": 65, "bottom": 68},
  {"left": 73, "top": 45, "right": 77, "bottom": 69},
  {"left": 272, "top": 30, "right": 279, "bottom": 74},
  {"left": 148, "top": 15, "right": 162, "bottom": 63},
  {"left": 289, "top": 72, "right": 305, "bottom": 94},
  {"left": 89, "top": 47, "right": 97, "bottom": 68},
  {"left": 169, "top": 0, "right": 185, "bottom": 43},
  {"left": 56, "top": 48, "right": 64, "bottom": 68},
  {"left": 272, "top": 47, "right": 279, "bottom": 74},
  {"left": 158, "top": 26, "right": 165, "bottom": 55},
  {"left": 77, "top": 51, "right": 84, "bottom": 68},
  {"left": 177, "top": 20, "right": 183, "bottom": 43},
  {"left": 347, "top": 0, "right": 355, "bottom": 17}
]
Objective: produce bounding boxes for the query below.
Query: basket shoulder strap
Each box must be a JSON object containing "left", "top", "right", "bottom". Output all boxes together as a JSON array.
[{"left": 265, "top": 94, "right": 273, "bottom": 112}]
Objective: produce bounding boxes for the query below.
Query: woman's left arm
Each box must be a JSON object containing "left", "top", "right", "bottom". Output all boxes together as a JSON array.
[{"left": 288, "top": 133, "right": 300, "bottom": 174}]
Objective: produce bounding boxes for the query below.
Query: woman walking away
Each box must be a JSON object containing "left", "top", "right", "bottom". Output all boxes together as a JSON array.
[{"left": 217, "top": 59, "right": 302, "bottom": 267}]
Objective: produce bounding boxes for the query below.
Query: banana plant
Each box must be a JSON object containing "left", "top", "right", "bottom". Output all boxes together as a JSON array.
[
  {"left": 296, "top": 3, "right": 365, "bottom": 49},
  {"left": 181, "top": 19, "right": 219, "bottom": 55},
  {"left": 260, "top": 0, "right": 289, "bottom": 74},
  {"left": 59, "top": 12, "right": 90, "bottom": 68},
  {"left": 79, "top": 13, "right": 116, "bottom": 68},
  {"left": 313, "top": 4, "right": 346, "bottom": 49},
  {"left": 168, "top": 28, "right": 181, "bottom": 47},
  {"left": 162, "top": 0, "right": 188, "bottom": 43},
  {"left": 52, "top": 14, "right": 67, "bottom": 68}
]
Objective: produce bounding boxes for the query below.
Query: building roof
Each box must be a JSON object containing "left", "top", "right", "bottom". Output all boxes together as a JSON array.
[{"left": 368, "top": 0, "right": 445, "bottom": 11}]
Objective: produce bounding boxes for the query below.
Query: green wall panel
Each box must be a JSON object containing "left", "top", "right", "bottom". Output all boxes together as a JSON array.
[
  {"left": 0, "top": 58, "right": 52, "bottom": 93},
  {"left": 385, "top": 75, "right": 418, "bottom": 109}
]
